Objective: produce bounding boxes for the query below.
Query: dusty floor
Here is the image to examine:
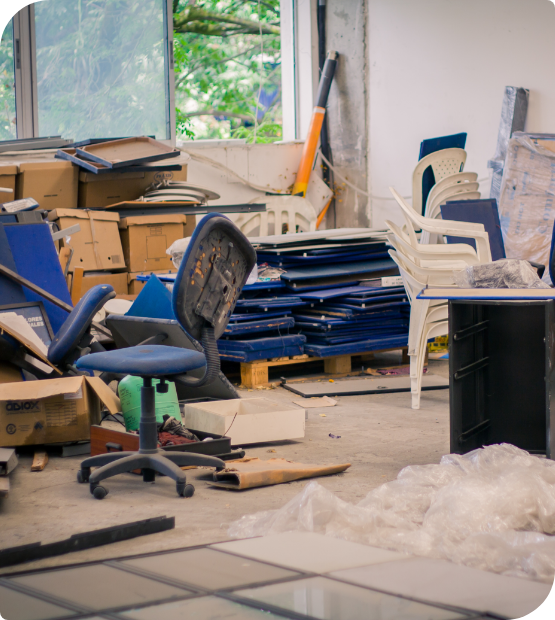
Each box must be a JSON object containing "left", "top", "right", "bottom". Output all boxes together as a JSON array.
[{"left": 0, "top": 355, "right": 450, "bottom": 575}]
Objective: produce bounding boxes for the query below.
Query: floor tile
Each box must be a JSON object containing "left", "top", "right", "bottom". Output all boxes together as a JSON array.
[
  {"left": 119, "top": 595, "right": 290, "bottom": 619},
  {"left": 212, "top": 533, "right": 406, "bottom": 573},
  {"left": 0, "top": 584, "right": 76, "bottom": 620},
  {"left": 235, "top": 576, "right": 466, "bottom": 620},
  {"left": 10, "top": 564, "right": 192, "bottom": 612},
  {"left": 331, "top": 557, "right": 553, "bottom": 618},
  {"left": 121, "top": 547, "right": 299, "bottom": 591}
]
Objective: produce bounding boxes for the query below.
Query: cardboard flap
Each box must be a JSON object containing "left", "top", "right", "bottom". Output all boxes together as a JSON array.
[
  {"left": 48, "top": 209, "right": 90, "bottom": 221},
  {"left": 0, "top": 317, "right": 60, "bottom": 374},
  {"left": 0, "top": 165, "right": 18, "bottom": 176},
  {"left": 88, "top": 211, "right": 120, "bottom": 223},
  {"left": 85, "top": 376, "right": 121, "bottom": 414},
  {"left": 19, "top": 162, "right": 73, "bottom": 172},
  {"left": 0, "top": 375, "right": 84, "bottom": 400},
  {"left": 120, "top": 214, "right": 187, "bottom": 228}
]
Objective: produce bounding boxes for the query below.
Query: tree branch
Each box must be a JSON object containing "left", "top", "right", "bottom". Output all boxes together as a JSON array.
[
  {"left": 181, "top": 109, "right": 255, "bottom": 122},
  {"left": 173, "top": 7, "right": 280, "bottom": 36}
]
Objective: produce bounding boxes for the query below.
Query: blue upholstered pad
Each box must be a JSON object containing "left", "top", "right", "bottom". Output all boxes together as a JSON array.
[
  {"left": 75, "top": 345, "right": 206, "bottom": 376},
  {"left": 48, "top": 284, "right": 116, "bottom": 365}
]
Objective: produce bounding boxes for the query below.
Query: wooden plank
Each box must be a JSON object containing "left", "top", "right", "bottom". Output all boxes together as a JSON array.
[
  {"left": 238, "top": 347, "right": 411, "bottom": 388},
  {"left": 31, "top": 451, "right": 49, "bottom": 472},
  {"left": 59, "top": 246, "right": 72, "bottom": 276},
  {"left": 324, "top": 355, "right": 351, "bottom": 374}
]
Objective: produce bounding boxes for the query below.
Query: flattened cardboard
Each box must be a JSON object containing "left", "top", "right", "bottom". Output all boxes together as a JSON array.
[
  {"left": 0, "top": 375, "right": 120, "bottom": 447},
  {"left": 78, "top": 162, "right": 188, "bottom": 208},
  {"left": 16, "top": 161, "right": 78, "bottom": 210},
  {"left": 80, "top": 272, "right": 128, "bottom": 297},
  {"left": 0, "top": 165, "right": 17, "bottom": 196},
  {"left": 0, "top": 315, "right": 60, "bottom": 374},
  {"left": 48, "top": 209, "right": 125, "bottom": 272},
  {"left": 119, "top": 215, "right": 194, "bottom": 272}
]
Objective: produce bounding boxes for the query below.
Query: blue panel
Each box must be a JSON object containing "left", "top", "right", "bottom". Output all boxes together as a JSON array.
[
  {"left": 280, "top": 259, "right": 396, "bottom": 282},
  {"left": 305, "top": 334, "right": 409, "bottom": 358},
  {"left": 418, "top": 133, "right": 467, "bottom": 214},
  {"left": 126, "top": 275, "right": 175, "bottom": 320},
  {"left": 218, "top": 344, "right": 304, "bottom": 362},
  {"left": 4, "top": 223, "right": 71, "bottom": 333},
  {"left": 0, "top": 224, "right": 26, "bottom": 306},
  {"left": 441, "top": 199, "right": 506, "bottom": 261},
  {"left": 218, "top": 334, "right": 306, "bottom": 352},
  {"left": 224, "top": 316, "right": 294, "bottom": 336},
  {"left": 229, "top": 310, "right": 291, "bottom": 321}
]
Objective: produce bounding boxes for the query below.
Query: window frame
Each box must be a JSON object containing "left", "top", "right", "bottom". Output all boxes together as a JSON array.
[{"left": 3, "top": 0, "right": 311, "bottom": 145}]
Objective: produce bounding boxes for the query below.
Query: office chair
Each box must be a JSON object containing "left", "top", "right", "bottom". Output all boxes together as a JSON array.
[
  {"left": 75, "top": 213, "right": 257, "bottom": 499},
  {"left": 48, "top": 284, "right": 116, "bottom": 371}
]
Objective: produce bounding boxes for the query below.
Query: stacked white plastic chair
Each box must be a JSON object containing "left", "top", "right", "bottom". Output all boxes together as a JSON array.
[{"left": 387, "top": 187, "right": 492, "bottom": 409}]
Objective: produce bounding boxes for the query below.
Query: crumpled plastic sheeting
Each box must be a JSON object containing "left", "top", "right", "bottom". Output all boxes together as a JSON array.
[
  {"left": 229, "top": 444, "right": 555, "bottom": 583},
  {"left": 453, "top": 259, "right": 550, "bottom": 289}
]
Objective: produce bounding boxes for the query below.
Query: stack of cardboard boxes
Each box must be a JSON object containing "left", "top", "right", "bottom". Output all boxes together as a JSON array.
[{"left": 2, "top": 158, "right": 193, "bottom": 298}]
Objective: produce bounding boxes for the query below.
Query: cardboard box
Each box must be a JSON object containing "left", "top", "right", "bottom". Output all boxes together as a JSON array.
[
  {"left": 0, "top": 165, "right": 17, "bottom": 198},
  {"left": 183, "top": 398, "right": 305, "bottom": 446},
  {"left": 48, "top": 209, "right": 126, "bottom": 272},
  {"left": 78, "top": 161, "right": 188, "bottom": 208},
  {"left": 119, "top": 214, "right": 194, "bottom": 272},
  {"left": 0, "top": 375, "right": 120, "bottom": 447},
  {"left": 128, "top": 270, "right": 176, "bottom": 295},
  {"left": 80, "top": 272, "right": 129, "bottom": 297},
  {"left": 0, "top": 363, "right": 23, "bottom": 385},
  {"left": 16, "top": 161, "right": 78, "bottom": 210}
]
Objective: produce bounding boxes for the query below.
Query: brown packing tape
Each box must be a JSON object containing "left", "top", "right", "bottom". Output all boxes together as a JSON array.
[
  {"left": 88, "top": 213, "right": 103, "bottom": 269},
  {"left": 210, "top": 457, "right": 351, "bottom": 490}
]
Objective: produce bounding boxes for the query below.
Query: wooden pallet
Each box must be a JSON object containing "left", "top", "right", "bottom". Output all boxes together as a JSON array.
[{"left": 239, "top": 347, "right": 409, "bottom": 388}]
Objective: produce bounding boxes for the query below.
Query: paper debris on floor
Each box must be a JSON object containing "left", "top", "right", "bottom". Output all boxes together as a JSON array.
[
  {"left": 292, "top": 396, "right": 337, "bottom": 408},
  {"left": 229, "top": 444, "right": 555, "bottom": 583},
  {"left": 210, "top": 457, "right": 350, "bottom": 490}
]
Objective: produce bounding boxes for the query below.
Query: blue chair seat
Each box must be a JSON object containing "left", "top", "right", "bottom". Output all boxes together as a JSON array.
[{"left": 75, "top": 345, "right": 206, "bottom": 376}]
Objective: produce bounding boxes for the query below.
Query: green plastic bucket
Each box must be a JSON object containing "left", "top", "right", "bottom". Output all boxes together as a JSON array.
[{"left": 118, "top": 375, "right": 180, "bottom": 431}]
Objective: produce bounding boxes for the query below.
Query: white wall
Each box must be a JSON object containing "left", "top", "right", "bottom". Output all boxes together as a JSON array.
[{"left": 368, "top": 0, "right": 555, "bottom": 228}]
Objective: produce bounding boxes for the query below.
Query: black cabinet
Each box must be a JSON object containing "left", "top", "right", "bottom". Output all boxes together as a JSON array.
[{"left": 449, "top": 299, "right": 555, "bottom": 458}]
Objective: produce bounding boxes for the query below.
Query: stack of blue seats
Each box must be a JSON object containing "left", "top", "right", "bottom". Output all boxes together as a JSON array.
[{"left": 217, "top": 230, "right": 409, "bottom": 362}]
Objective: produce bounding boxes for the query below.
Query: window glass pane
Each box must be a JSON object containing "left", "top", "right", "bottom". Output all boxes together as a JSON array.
[
  {"left": 34, "top": 0, "right": 169, "bottom": 141},
  {"left": 0, "top": 20, "right": 17, "bottom": 140},
  {"left": 173, "top": 0, "right": 281, "bottom": 143}
]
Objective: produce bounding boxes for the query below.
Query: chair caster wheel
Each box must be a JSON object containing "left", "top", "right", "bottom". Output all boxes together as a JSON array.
[
  {"left": 177, "top": 483, "right": 194, "bottom": 498},
  {"left": 77, "top": 469, "right": 90, "bottom": 483},
  {"left": 92, "top": 485, "right": 108, "bottom": 500}
]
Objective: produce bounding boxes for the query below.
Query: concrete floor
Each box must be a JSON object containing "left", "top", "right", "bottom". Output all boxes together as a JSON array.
[{"left": 0, "top": 355, "right": 450, "bottom": 576}]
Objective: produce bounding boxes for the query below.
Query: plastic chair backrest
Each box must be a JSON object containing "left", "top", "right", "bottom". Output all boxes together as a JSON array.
[
  {"left": 172, "top": 213, "right": 257, "bottom": 341},
  {"left": 412, "top": 148, "right": 467, "bottom": 215},
  {"left": 426, "top": 183, "right": 480, "bottom": 217},
  {"left": 236, "top": 196, "right": 317, "bottom": 237},
  {"left": 428, "top": 191, "right": 481, "bottom": 220},
  {"left": 424, "top": 172, "right": 478, "bottom": 210}
]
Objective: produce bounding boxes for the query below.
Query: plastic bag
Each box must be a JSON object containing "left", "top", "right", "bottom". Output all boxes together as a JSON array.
[
  {"left": 453, "top": 259, "right": 550, "bottom": 289},
  {"left": 166, "top": 237, "right": 191, "bottom": 269},
  {"left": 229, "top": 444, "right": 555, "bottom": 582}
]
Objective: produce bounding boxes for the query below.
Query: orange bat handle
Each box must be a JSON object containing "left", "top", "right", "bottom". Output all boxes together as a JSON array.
[{"left": 291, "top": 107, "right": 326, "bottom": 197}]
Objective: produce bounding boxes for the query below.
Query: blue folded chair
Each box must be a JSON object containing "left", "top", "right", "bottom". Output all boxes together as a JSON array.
[{"left": 75, "top": 213, "right": 257, "bottom": 500}]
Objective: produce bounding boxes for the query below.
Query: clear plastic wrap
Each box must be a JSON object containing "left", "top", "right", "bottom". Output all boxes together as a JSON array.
[
  {"left": 499, "top": 132, "right": 555, "bottom": 279},
  {"left": 229, "top": 444, "right": 555, "bottom": 583},
  {"left": 453, "top": 259, "right": 550, "bottom": 289}
]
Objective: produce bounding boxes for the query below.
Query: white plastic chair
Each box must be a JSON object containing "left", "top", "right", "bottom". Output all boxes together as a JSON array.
[
  {"left": 385, "top": 220, "right": 481, "bottom": 268},
  {"left": 424, "top": 174, "right": 478, "bottom": 215},
  {"left": 412, "top": 148, "right": 467, "bottom": 215},
  {"left": 426, "top": 191, "right": 481, "bottom": 222},
  {"left": 426, "top": 185, "right": 480, "bottom": 218},
  {"left": 390, "top": 250, "right": 451, "bottom": 409},
  {"left": 390, "top": 187, "right": 492, "bottom": 263},
  {"left": 234, "top": 195, "right": 317, "bottom": 237}
]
